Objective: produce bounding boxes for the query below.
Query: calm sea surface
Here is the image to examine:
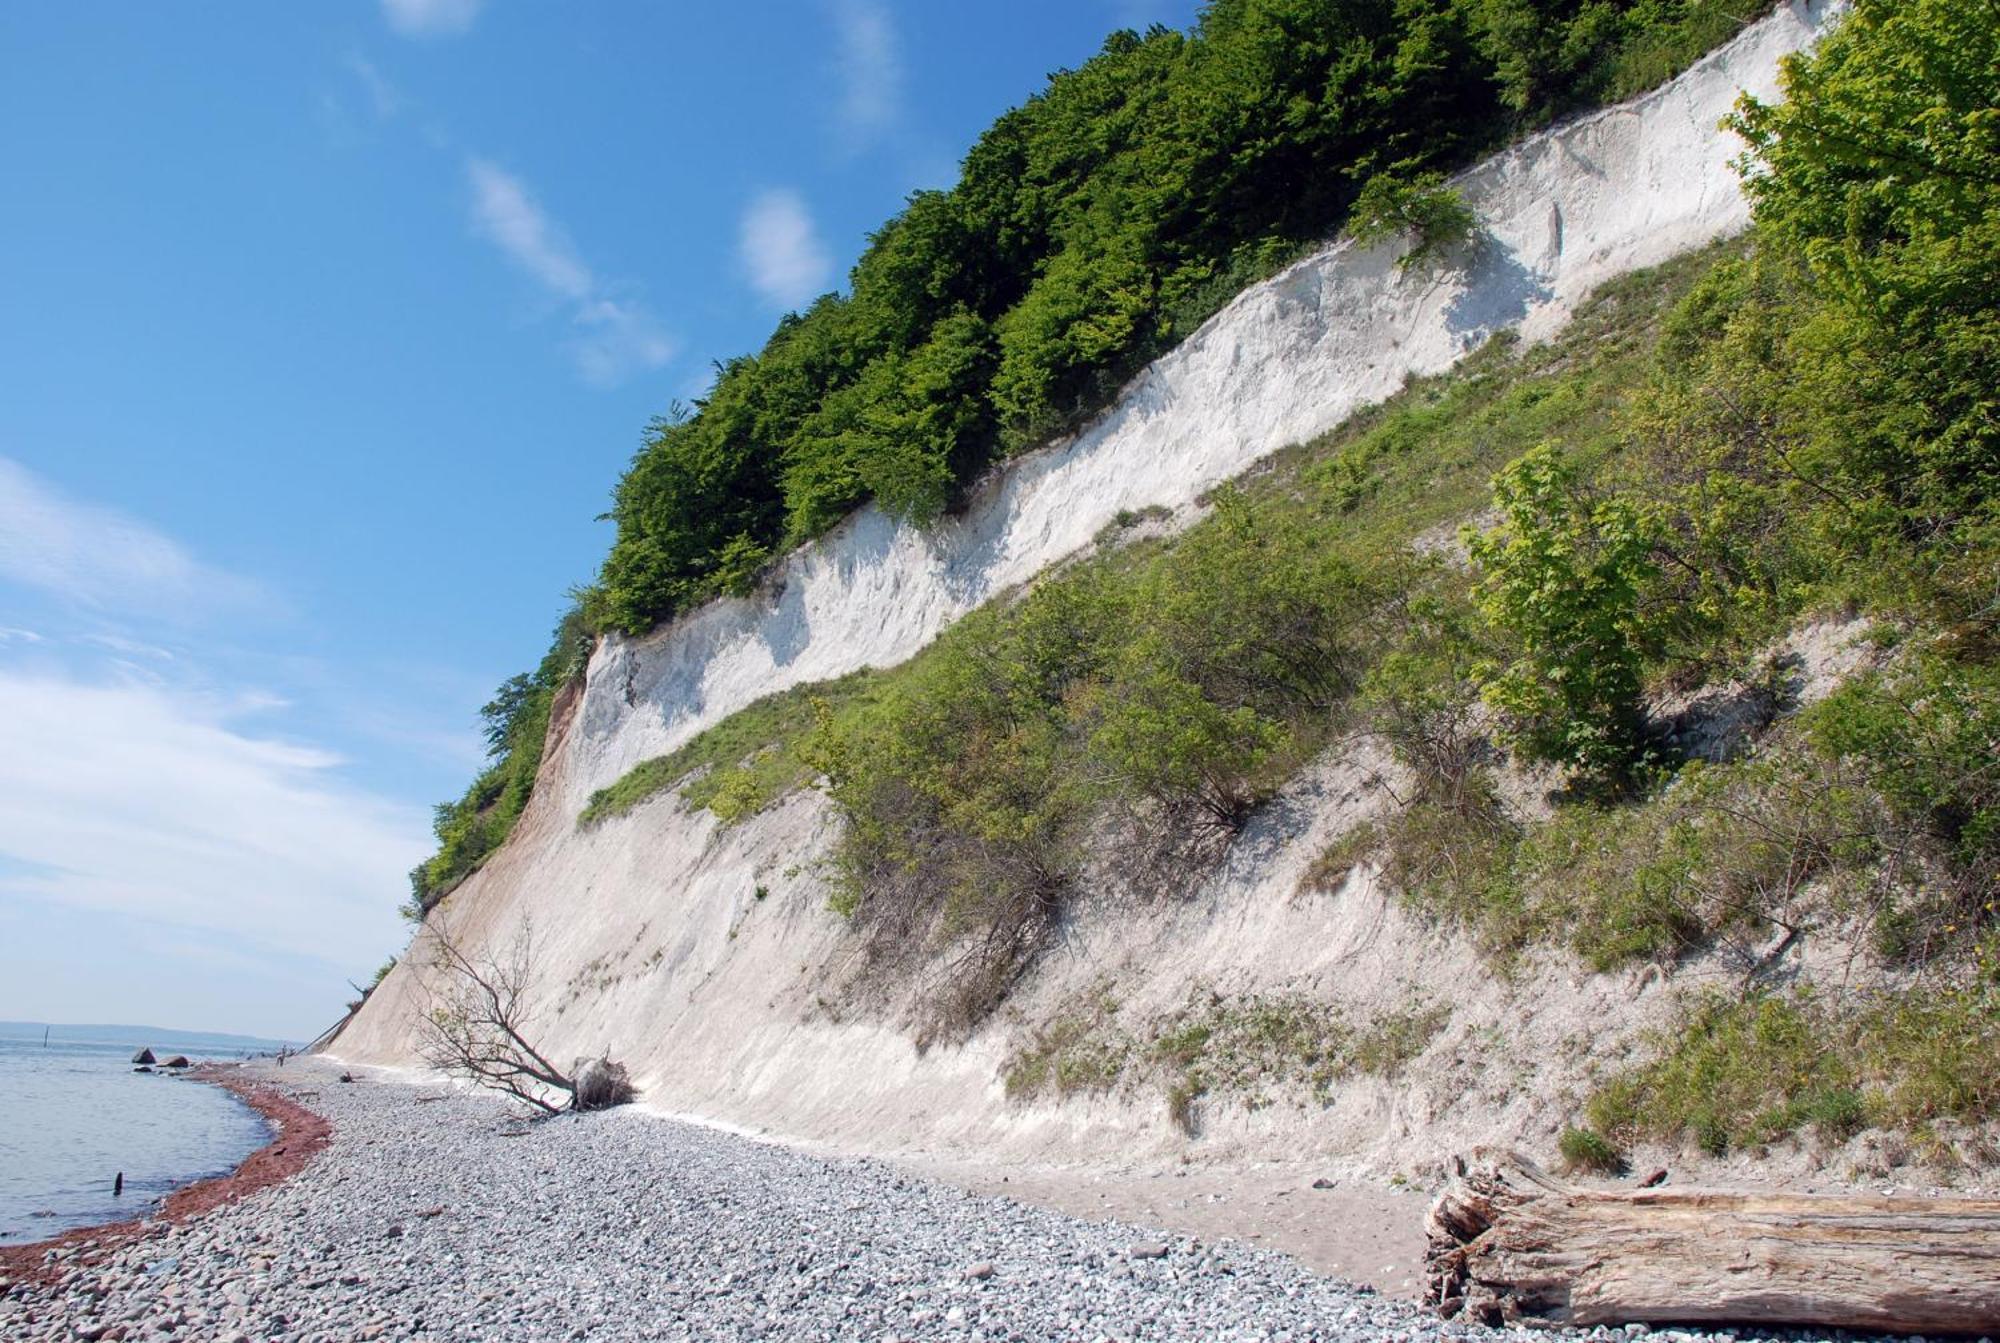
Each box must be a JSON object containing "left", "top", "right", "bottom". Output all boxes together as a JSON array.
[{"left": 0, "top": 1032, "right": 276, "bottom": 1244}]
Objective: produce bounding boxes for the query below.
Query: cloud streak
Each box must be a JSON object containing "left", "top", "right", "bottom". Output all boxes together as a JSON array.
[
  {"left": 0, "top": 670, "right": 428, "bottom": 982},
  {"left": 380, "top": 0, "right": 482, "bottom": 39},
  {"left": 0, "top": 456, "right": 264, "bottom": 617},
  {"left": 465, "top": 158, "right": 677, "bottom": 385},
  {"left": 830, "top": 0, "right": 904, "bottom": 153},
  {"left": 467, "top": 158, "right": 592, "bottom": 299},
  {"left": 739, "top": 189, "right": 833, "bottom": 311},
  {"left": 344, "top": 53, "right": 402, "bottom": 121}
]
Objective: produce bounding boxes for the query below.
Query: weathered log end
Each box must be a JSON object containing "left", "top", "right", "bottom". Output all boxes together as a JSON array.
[
  {"left": 1425, "top": 1147, "right": 2000, "bottom": 1334},
  {"left": 1425, "top": 1148, "right": 1580, "bottom": 1326}
]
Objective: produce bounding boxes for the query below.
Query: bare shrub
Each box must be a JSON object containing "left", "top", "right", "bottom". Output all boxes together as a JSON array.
[{"left": 413, "top": 917, "right": 576, "bottom": 1114}]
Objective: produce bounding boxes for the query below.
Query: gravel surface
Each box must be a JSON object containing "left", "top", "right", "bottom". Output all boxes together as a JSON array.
[{"left": 0, "top": 1059, "right": 1906, "bottom": 1342}]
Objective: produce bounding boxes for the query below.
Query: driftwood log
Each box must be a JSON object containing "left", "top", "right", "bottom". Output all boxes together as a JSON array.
[{"left": 1426, "top": 1148, "right": 2000, "bottom": 1333}]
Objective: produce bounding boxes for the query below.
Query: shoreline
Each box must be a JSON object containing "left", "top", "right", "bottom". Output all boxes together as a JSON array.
[
  {"left": 0, "top": 1057, "right": 1506, "bottom": 1341},
  {"left": 0, "top": 1065, "right": 330, "bottom": 1287},
  {"left": 0, "top": 1057, "right": 1941, "bottom": 1340}
]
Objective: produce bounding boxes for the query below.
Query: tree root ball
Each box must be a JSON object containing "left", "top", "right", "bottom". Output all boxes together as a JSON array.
[{"left": 571, "top": 1057, "right": 635, "bottom": 1111}]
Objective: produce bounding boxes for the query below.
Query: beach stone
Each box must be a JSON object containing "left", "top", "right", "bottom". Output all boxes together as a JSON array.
[{"left": 131, "top": 1050, "right": 155, "bottom": 1066}]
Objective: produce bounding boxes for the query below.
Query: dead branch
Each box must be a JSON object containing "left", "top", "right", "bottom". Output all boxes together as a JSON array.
[{"left": 412, "top": 917, "right": 574, "bottom": 1114}]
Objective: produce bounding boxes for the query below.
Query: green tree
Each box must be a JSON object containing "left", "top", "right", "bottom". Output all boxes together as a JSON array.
[
  {"left": 1728, "top": 0, "right": 2000, "bottom": 528},
  {"left": 1468, "top": 443, "right": 1660, "bottom": 779}
]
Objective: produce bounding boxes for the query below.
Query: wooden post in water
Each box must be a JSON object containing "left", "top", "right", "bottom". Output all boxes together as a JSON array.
[{"left": 113, "top": 1172, "right": 123, "bottom": 1197}]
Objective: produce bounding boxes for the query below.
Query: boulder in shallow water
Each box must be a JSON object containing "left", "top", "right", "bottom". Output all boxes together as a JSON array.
[
  {"left": 131, "top": 1048, "right": 155, "bottom": 1065},
  {"left": 571, "top": 1056, "right": 635, "bottom": 1111},
  {"left": 161, "top": 1055, "right": 191, "bottom": 1069}
]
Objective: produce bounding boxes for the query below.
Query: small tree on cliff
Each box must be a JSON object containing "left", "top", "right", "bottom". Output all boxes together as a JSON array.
[{"left": 412, "top": 918, "right": 577, "bottom": 1114}]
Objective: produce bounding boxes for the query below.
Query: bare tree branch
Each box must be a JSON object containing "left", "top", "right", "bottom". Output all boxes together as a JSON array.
[{"left": 412, "top": 917, "right": 575, "bottom": 1114}]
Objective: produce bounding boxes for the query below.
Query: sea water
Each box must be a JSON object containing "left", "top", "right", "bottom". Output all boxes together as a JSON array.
[{"left": 0, "top": 1030, "right": 278, "bottom": 1244}]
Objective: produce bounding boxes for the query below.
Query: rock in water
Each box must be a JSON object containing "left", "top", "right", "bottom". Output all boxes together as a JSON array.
[
  {"left": 131, "top": 1048, "right": 155, "bottom": 1065},
  {"left": 571, "top": 1057, "right": 635, "bottom": 1111},
  {"left": 161, "top": 1056, "right": 191, "bottom": 1069}
]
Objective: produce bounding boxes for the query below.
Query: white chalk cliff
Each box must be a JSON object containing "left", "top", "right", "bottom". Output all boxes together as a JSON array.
[{"left": 334, "top": 2, "right": 1838, "bottom": 1168}]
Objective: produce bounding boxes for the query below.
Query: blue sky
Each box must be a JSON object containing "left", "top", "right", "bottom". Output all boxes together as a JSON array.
[{"left": 0, "top": 0, "right": 1200, "bottom": 1040}]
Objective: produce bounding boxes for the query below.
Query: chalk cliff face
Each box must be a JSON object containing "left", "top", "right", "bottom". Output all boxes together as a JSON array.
[{"left": 333, "top": 3, "right": 1837, "bottom": 1166}]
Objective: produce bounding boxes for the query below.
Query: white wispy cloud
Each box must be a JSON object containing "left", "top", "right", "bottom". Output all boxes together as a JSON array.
[
  {"left": 467, "top": 158, "right": 592, "bottom": 299},
  {"left": 739, "top": 189, "right": 834, "bottom": 311},
  {"left": 381, "top": 0, "right": 483, "bottom": 39},
  {"left": 829, "top": 0, "right": 904, "bottom": 153},
  {"left": 345, "top": 53, "right": 402, "bottom": 121},
  {"left": 0, "top": 460, "right": 468, "bottom": 1033},
  {"left": 572, "top": 298, "right": 680, "bottom": 388},
  {"left": 465, "top": 158, "right": 677, "bottom": 385},
  {"left": 0, "top": 670, "right": 428, "bottom": 979},
  {"left": 0, "top": 456, "right": 265, "bottom": 616}
]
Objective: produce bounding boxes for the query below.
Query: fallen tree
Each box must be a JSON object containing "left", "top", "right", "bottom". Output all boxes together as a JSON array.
[
  {"left": 1426, "top": 1148, "right": 2000, "bottom": 1332},
  {"left": 413, "top": 917, "right": 640, "bottom": 1115},
  {"left": 413, "top": 918, "right": 575, "bottom": 1113}
]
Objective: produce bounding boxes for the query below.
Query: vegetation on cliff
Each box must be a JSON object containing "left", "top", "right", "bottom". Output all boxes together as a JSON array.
[
  {"left": 594, "top": 0, "right": 1782, "bottom": 637},
  {"left": 411, "top": 0, "right": 1788, "bottom": 915},
  {"left": 404, "top": 601, "right": 593, "bottom": 917},
  {"left": 591, "top": 0, "right": 2000, "bottom": 1148}
]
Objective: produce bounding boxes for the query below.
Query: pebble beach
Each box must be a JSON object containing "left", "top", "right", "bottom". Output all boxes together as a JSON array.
[{"left": 0, "top": 1058, "right": 1932, "bottom": 1343}]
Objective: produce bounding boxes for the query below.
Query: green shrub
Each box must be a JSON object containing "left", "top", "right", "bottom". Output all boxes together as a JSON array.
[
  {"left": 813, "top": 503, "right": 1385, "bottom": 1028},
  {"left": 1728, "top": 0, "right": 2000, "bottom": 537},
  {"left": 1809, "top": 656, "right": 2000, "bottom": 895},
  {"left": 1467, "top": 443, "right": 1661, "bottom": 782},
  {"left": 1348, "top": 171, "right": 1477, "bottom": 270},
  {"left": 1359, "top": 585, "right": 1494, "bottom": 811},
  {"left": 1557, "top": 1126, "right": 1625, "bottom": 1175}
]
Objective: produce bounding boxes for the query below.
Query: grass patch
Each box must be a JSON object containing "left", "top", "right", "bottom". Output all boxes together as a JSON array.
[
  {"left": 580, "top": 671, "right": 877, "bottom": 827},
  {"left": 1299, "top": 821, "right": 1381, "bottom": 895},
  {"left": 1588, "top": 983, "right": 2000, "bottom": 1157},
  {"left": 1001, "top": 989, "right": 1450, "bottom": 1126},
  {"left": 1557, "top": 1125, "right": 1627, "bottom": 1176},
  {"left": 1002, "top": 991, "right": 1129, "bottom": 1100},
  {"left": 1351, "top": 1004, "right": 1452, "bottom": 1076}
]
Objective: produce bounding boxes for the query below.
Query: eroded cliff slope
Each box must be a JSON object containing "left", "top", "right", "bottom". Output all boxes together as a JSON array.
[{"left": 333, "top": 3, "right": 1844, "bottom": 1173}]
